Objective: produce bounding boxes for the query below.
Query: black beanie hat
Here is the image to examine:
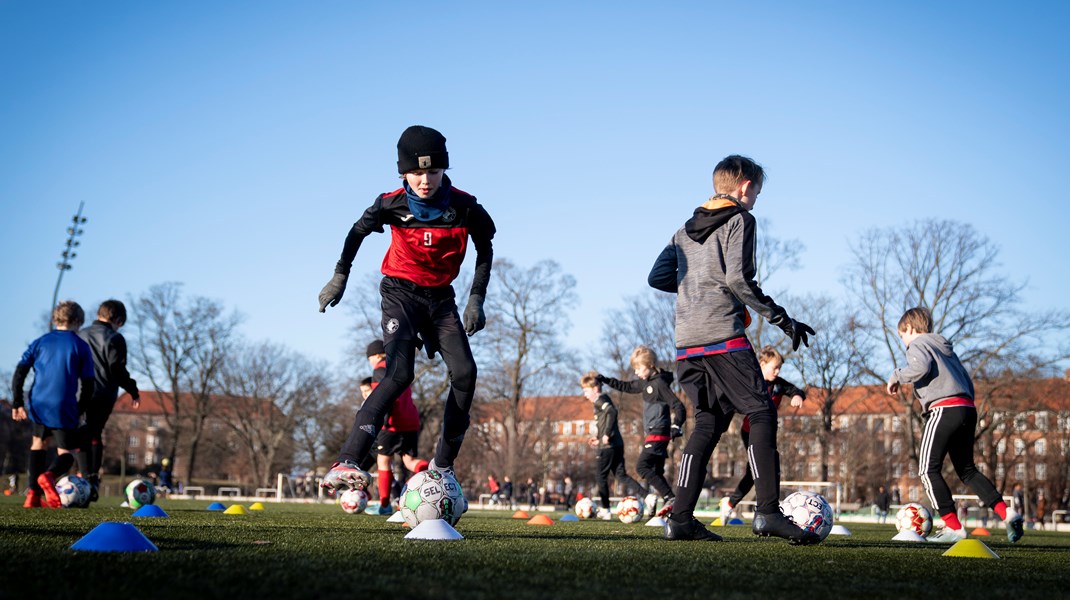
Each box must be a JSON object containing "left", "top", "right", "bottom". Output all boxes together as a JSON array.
[
  {"left": 366, "top": 339, "right": 385, "bottom": 357},
  {"left": 397, "top": 125, "right": 449, "bottom": 174}
]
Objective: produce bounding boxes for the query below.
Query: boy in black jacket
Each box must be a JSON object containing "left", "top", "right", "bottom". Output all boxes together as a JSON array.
[
  {"left": 76, "top": 299, "right": 141, "bottom": 501},
  {"left": 318, "top": 125, "right": 495, "bottom": 494},
  {"left": 581, "top": 371, "right": 643, "bottom": 520},
  {"left": 648, "top": 155, "right": 817, "bottom": 544},
  {"left": 595, "top": 345, "right": 685, "bottom": 518}
]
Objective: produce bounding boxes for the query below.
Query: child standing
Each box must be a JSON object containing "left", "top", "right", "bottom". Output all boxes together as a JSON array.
[
  {"left": 359, "top": 339, "right": 428, "bottom": 514},
  {"left": 723, "top": 346, "right": 805, "bottom": 517},
  {"left": 648, "top": 155, "right": 817, "bottom": 544},
  {"left": 595, "top": 345, "right": 686, "bottom": 518},
  {"left": 11, "top": 301, "right": 95, "bottom": 508},
  {"left": 580, "top": 371, "right": 643, "bottom": 520},
  {"left": 76, "top": 299, "right": 141, "bottom": 502},
  {"left": 318, "top": 125, "right": 495, "bottom": 494},
  {"left": 887, "top": 306, "right": 1024, "bottom": 543}
]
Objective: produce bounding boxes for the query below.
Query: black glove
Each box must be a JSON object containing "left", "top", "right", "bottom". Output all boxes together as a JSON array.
[
  {"left": 463, "top": 294, "right": 486, "bottom": 336},
  {"left": 774, "top": 316, "right": 815, "bottom": 351},
  {"left": 594, "top": 374, "right": 607, "bottom": 384},
  {"left": 318, "top": 273, "right": 348, "bottom": 312},
  {"left": 670, "top": 424, "right": 683, "bottom": 439}
]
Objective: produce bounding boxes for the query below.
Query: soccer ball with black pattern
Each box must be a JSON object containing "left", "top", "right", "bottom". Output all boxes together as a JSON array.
[
  {"left": 339, "top": 488, "right": 370, "bottom": 514},
  {"left": 895, "top": 502, "right": 933, "bottom": 537},
  {"left": 400, "top": 469, "right": 466, "bottom": 527},
  {"left": 780, "top": 491, "right": 834, "bottom": 541},
  {"left": 574, "top": 497, "right": 595, "bottom": 519},
  {"left": 125, "top": 478, "right": 156, "bottom": 509},
  {"left": 56, "top": 475, "right": 91, "bottom": 508},
  {"left": 615, "top": 496, "right": 645, "bottom": 524}
]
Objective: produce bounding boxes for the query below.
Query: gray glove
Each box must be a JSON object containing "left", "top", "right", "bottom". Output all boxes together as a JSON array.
[
  {"left": 463, "top": 294, "right": 486, "bottom": 336},
  {"left": 318, "top": 273, "right": 348, "bottom": 312}
]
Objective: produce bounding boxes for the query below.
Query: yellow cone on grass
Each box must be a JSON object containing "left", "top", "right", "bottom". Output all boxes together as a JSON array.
[
  {"left": 942, "top": 538, "right": 1000, "bottom": 559},
  {"left": 224, "top": 505, "right": 248, "bottom": 515},
  {"left": 710, "top": 517, "right": 724, "bottom": 526},
  {"left": 249, "top": 502, "right": 265, "bottom": 511}
]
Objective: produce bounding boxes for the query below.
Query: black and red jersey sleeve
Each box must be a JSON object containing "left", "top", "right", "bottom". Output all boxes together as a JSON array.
[{"left": 334, "top": 194, "right": 392, "bottom": 275}]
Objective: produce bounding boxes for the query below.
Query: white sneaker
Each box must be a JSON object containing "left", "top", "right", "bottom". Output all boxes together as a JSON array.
[
  {"left": 320, "top": 460, "right": 370, "bottom": 495},
  {"left": 644, "top": 493, "right": 659, "bottom": 517},
  {"left": 928, "top": 526, "right": 967, "bottom": 543},
  {"left": 1005, "top": 509, "right": 1024, "bottom": 543},
  {"left": 719, "top": 496, "right": 732, "bottom": 520},
  {"left": 427, "top": 459, "right": 456, "bottom": 479},
  {"left": 596, "top": 507, "right": 613, "bottom": 521}
]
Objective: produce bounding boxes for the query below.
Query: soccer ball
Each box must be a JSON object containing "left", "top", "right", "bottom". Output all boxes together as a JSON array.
[
  {"left": 125, "top": 478, "right": 156, "bottom": 509},
  {"left": 781, "top": 491, "right": 834, "bottom": 541},
  {"left": 615, "top": 496, "right": 645, "bottom": 524},
  {"left": 56, "top": 475, "right": 91, "bottom": 508},
  {"left": 574, "top": 497, "right": 594, "bottom": 519},
  {"left": 339, "top": 488, "right": 370, "bottom": 514},
  {"left": 896, "top": 502, "right": 933, "bottom": 537},
  {"left": 400, "top": 469, "right": 466, "bottom": 527}
]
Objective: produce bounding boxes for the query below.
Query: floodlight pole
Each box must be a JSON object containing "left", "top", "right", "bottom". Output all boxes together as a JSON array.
[{"left": 49, "top": 201, "right": 87, "bottom": 330}]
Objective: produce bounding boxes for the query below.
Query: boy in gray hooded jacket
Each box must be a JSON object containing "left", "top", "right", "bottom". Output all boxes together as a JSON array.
[{"left": 887, "top": 306, "right": 1023, "bottom": 543}]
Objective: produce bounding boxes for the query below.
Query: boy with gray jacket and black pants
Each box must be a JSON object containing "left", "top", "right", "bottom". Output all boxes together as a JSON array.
[{"left": 648, "top": 155, "right": 818, "bottom": 544}]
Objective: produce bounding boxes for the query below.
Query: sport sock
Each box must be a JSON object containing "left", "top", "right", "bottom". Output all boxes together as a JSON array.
[
  {"left": 29, "top": 449, "right": 46, "bottom": 493},
  {"left": 941, "top": 512, "right": 963, "bottom": 531},
  {"left": 378, "top": 469, "right": 392, "bottom": 504},
  {"left": 48, "top": 453, "right": 75, "bottom": 476},
  {"left": 413, "top": 460, "right": 429, "bottom": 473},
  {"left": 992, "top": 501, "right": 1008, "bottom": 521}
]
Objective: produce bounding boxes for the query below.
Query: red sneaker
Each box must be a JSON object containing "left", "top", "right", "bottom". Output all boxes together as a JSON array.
[
  {"left": 37, "top": 472, "right": 62, "bottom": 508},
  {"left": 23, "top": 489, "right": 41, "bottom": 508}
]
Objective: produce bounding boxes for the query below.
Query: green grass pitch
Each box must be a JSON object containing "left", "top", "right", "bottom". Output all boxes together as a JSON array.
[{"left": 2, "top": 496, "right": 1068, "bottom": 599}]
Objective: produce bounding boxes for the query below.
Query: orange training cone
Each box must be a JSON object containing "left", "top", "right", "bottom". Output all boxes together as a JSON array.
[
  {"left": 512, "top": 510, "right": 530, "bottom": 519},
  {"left": 527, "top": 514, "right": 554, "bottom": 525},
  {"left": 971, "top": 527, "right": 990, "bottom": 536}
]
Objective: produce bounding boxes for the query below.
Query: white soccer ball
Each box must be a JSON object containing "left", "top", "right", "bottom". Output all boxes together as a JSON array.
[
  {"left": 125, "top": 478, "right": 156, "bottom": 509},
  {"left": 339, "top": 488, "right": 370, "bottom": 514},
  {"left": 575, "top": 497, "right": 594, "bottom": 519},
  {"left": 781, "top": 491, "right": 835, "bottom": 541},
  {"left": 615, "top": 496, "right": 645, "bottom": 524},
  {"left": 896, "top": 502, "right": 933, "bottom": 537},
  {"left": 400, "top": 470, "right": 466, "bottom": 527},
  {"left": 56, "top": 475, "right": 91, "bottom": 508}
]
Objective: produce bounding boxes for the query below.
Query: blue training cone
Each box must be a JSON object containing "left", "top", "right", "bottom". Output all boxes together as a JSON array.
[
  {"left": 71, "top": 522, "right": 158, "bottom": 552},
  {"left": 132, "top": 504, "right": 168, "bottom": 518},
  {"left": 559, "top": 514, "right": 580, "bottom": 522},
  {"left": 207, "top": 502, "right": 226, "bottom": 511}
]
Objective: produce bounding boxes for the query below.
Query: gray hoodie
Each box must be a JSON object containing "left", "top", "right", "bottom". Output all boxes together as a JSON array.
[{"left": 890, "top": 333, "right": 974, "bottom": 412}]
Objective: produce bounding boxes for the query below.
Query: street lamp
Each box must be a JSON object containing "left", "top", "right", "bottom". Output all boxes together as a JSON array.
[{"left": 50, "top": 201, "right": 87, "bottom": 329}]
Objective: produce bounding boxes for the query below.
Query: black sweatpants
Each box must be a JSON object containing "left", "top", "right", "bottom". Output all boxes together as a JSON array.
[
  {"left": 635, "top": 440, "right": 673, "bottom": 500},
  {"left": 920, "top": 406, "right": 1002, "bottom": 517},
  {"left": 338, "top": 277, "right": 476, "bottom": 469},
  {"left": 595, "top": 446, "right": 642, "bottom": 509},
  {"left": 672, "top": 350, "right": 780, "bottom": 522}
]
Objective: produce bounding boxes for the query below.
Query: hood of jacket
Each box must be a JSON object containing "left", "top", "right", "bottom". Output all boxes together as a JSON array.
[{"left": 684, "top": 196, "right": 744, "bottom": 244}]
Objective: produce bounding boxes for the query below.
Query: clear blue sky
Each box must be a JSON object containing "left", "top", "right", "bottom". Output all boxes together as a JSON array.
[{"left": 2, "top": 1, "right": 1068, "bottom": 374}]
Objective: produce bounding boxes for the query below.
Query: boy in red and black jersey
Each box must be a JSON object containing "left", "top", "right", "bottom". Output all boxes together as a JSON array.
[
  {"left": 319, "top": 126, "right": 495, "bottom": 495},
  {"left": 358, "top": 339, "right": 428, "bottom": 514}
]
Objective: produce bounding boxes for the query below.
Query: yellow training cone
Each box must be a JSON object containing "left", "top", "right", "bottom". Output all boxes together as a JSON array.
[
  {"left": 943, "top": 539, "right": 1000, "bottom": 559},
  {"left": 512, "top": 510, "right": 530, "bottom": 519},
  {"left": 224, "top": 505, "right": 248, "bottom": 515},
  {"left": 249, "top": 502, "right": 265, "bottom": 511},
  {"left": 710, "top": 517, "right": 724, "bottom": 526},
  {"left": 527, "top": 514, "right": 554, "bottom": 526},
  {"left": 970, "top": 527, "right": 990, "bottom": 536}
]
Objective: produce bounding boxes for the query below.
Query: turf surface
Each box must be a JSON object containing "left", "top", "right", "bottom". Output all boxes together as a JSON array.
[{"left": 2, "top": 496, "right": 1067, "bottom": 599}]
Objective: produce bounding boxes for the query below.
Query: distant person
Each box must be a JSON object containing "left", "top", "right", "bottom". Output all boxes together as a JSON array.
[
  {"left": 11, "top": 301, "right": 95, "bottom": 508},
  {"left": 875, "top": 485, "right": 891, "bottom": 524},
  {"left": 158, "top": 457, "right": 174, "bottom": 492},
  {"left": 580, "top": 371, "right": 643, "bottom": 520},
  {"left": 526, "top": 477, "right": 538, "bottom": 511},
  {"left": 594, "top": 345, "right": 686, "bottom": 518},
  {"left": 487, "top": 474, "right": 501, "bottom": 506},
  {"left": 502, "top": 475, "right": 515, "bottom": 509},
  {"left": 723, "top": 347, "right": 805, "bottom": 519},
  {"left": 648, "top": 155, "right": 818, "bottom": 544},
  {"left": 887, "top": 306, "right": 1023, "bottom": 543},
  {"left": 76, "top": 299, "right": 141, "bottom": 502},
  {"left": 318, "top": 126, "right": 496, "bottom": 498},
  {"left": 358, "top": 340, "right": 429, "bottom": 515}
]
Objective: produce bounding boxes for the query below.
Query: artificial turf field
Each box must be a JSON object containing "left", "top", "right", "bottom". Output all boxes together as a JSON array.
[{"left": 2, "top": 496, "right": 1068, "bottom": 599}]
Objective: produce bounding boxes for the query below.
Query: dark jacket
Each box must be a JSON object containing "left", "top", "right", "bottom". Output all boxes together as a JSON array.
[
  {"left": 599, "top": 370, "right": 685, "bottom": 437},
  {"left": 593, "top": 394, "right": 624, "bottom": 449},
  {"left": 77, "top": 320, "right": 139, "bottom": 404}
]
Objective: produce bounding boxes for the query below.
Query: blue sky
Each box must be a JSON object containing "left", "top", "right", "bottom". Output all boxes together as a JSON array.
[{"left": 2, "top": 1, "right": 1068, "bottom": 374}]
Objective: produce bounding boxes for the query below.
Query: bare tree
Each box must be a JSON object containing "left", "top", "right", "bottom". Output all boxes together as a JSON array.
[
  {"left": 129, "top": 282, "right": 242, "bottom": 484},
  {"left": 473, "top": 258, "right": 578, "bottom": 483},
  {"left": 843, "top": 220, "right": 1070, "bottom": 469},
  {"left": 216, "top": 341, "right": 329, "bottom": 487},
  {"left": 788, "top": 294, "right": 873, "bottom": 482}
]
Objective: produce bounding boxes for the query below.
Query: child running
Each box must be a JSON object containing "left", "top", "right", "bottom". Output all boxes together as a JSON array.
[
  {"left": 887, "top": 306, "right": 1024, "bottom": 543},
  {"left": 580, "top": 371, "right": 644, "bottom": 520},
  {"left": 318, "top": 125, "right": 495, "bottom": 494}
]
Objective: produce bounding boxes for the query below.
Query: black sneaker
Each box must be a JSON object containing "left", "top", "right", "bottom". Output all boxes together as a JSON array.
[
  {"left": 664, "top": 518, "right": 723, "bottom": 541},
  {"left": 752, "top": 511, "right": 821, "bottom": 545}
]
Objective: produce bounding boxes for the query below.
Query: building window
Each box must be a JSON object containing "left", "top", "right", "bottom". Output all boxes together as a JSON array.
[
  {"left": 1036, "top": 464, "right": 1047, "bottom": 481},
  {"left": 1014, "top": 414, "right": 1027, "bottom": 433},
  {"left": 128, "top": 436, "right": 140, "bottom": 448},
  {"left": 893, "top": 464, "right": 903, "bottom": 478},
  {"left": 892, "top": 417, "right": 902, "bottom": 432},
  {"left": 892, "top": 439, "right": 902, "bottom": 455},
  {"left": 144, "top": 452, "right": 155, "bottom": 465},
  {"left": 997, "top": 439, "right": 1006, "bottom": 454},
  {"left": 561, "top": 422, "right": 571, "bottom": 435},
  {"left": 1014, "top": 439, "right": 1026, "bottom": 455},
  {"left": 1035, "top": 412, "right": 1048, "bottom": 432},
  {"left": 126, "top": 452, "right": 138, "bottom": 466},
  {"left": 150, "top": 417, "right": 161, "bottom": 428},
  {"left": 1015, "top": 464, "right": 1026, "bottom": 480},
  {"left": 1035, "top": 439, "right": 1046, "bottom": 456},
  {"left": 146, "top": 434, "right": 156, "bottom": 449},
  {"left": 838, "top": 416, "right": 850, "bottom": 430}
]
